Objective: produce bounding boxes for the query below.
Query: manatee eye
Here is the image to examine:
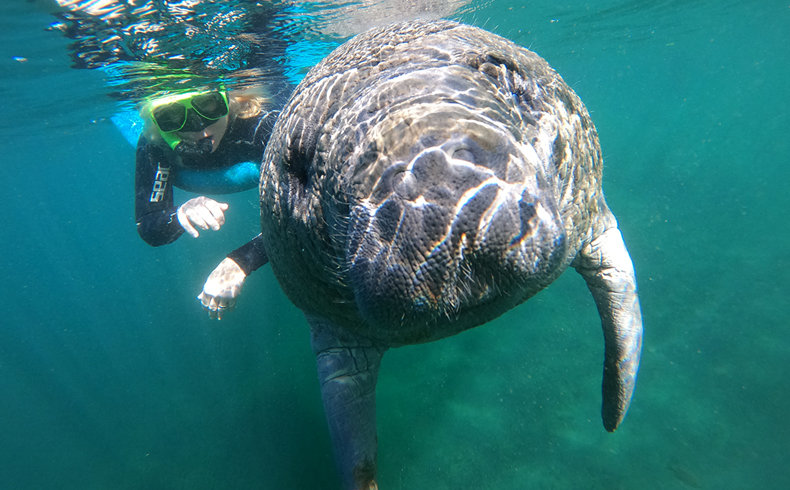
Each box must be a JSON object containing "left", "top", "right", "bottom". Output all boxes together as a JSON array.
[{"left": 452, "top": 148, "right": 475, "bottom": 162}]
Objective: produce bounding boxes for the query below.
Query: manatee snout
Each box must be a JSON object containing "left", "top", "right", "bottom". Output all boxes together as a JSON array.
[{"left": 345, "top": 112, "right": 567, "bottom": 334}]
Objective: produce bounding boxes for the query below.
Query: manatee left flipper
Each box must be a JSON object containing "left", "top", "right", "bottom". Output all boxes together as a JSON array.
[
  {"left": 573, "top": 214, "right": 643, "bottom": 432},
  {"left": 309, "top": 321, "right": 386, "bottom": 490}
]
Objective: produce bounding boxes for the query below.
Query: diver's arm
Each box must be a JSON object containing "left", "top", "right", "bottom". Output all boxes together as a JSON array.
[
  {"left": 134, "top": 137, "right": 185, "bottom": 246},
  {"left": 198, "top": 235, "right": 269, "bottom": 320},
  {"left": 135, "top": 137, "right": 230, "bottom": 244},
  {"left": 227, "top": 234, "right": 269, "bottom": 274}
]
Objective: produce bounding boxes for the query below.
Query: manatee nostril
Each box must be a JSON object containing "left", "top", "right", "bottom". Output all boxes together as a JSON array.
[
  {"left": 452, "top": 148, "right": 475, "bottom": 162},
  {"left": 393, "top": 171, "right": 419, "bottom": 201},
  {"left": 370, "top": 162, "right": 408, "bottom": 202}
]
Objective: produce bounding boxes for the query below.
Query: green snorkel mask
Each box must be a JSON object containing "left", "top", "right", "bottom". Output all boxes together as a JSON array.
[{"left": 148, "top": 89, "right": 229, "bottom": 150}]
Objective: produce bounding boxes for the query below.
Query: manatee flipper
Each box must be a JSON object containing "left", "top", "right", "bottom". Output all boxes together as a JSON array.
[
  {"left": 573, "top": 219, "right": 643, "bottom": 432},
  {"left": 310, "top": 322, "right": 386, "bottom": 490}
]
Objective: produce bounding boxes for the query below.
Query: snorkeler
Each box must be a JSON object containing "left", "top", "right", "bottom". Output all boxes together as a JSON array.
[{"left": 136, "top": 88, "right": 278, "bottom": 317}]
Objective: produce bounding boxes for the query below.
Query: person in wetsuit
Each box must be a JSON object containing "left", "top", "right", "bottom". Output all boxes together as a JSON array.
[
  {"left": 136, "top": 87, "right": 276, "bottom": 317},
  {"left": 49, "top": 0, "right": 299, "bottom": 319}
]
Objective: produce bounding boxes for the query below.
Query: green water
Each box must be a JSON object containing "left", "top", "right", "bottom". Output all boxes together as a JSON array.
[{"left": 1, "top": 1, "right": 788, "bottom": 488}]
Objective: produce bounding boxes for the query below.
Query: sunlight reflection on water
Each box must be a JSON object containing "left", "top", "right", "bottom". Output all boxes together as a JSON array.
[{"left": 48, "top": 0, "right": 477, "bottom": 103}]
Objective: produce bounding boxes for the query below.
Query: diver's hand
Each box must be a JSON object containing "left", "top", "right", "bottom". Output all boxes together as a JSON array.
[
  {"left": 177, "top": 196, "right": 229, "bottom": 238},
  {"left": 198, "top": 257, "right": 247, "bottom": 320}
]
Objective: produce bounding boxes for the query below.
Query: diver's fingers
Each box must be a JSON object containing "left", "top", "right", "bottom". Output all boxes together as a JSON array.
[
  {"left": 209, "top": 294, "right": 235, "bottom": 310},
  {"left": 198, "top": 258, "right": 245, "bottom": 321},
  {"left": 205, "top": 200, "right": 229, "bottom": 225},
  {"left": 193, "top": 204, "right": 220, "bottom": 230},
  {"left": 202, "top": 199, "right": 228, "bottom": 229},
  {"left": 186, "top": 207, "right": 210, "bottom": 230},
  {"left": 216, "top": 299, "right": 236, "bottom": 321},
  {"left": 177, "top": 205, "right": 200, "bottom": 238},
  {"left": 178, "top": 196, "right": 227, "bottom": 235},
  {"left": 200, "top": 292, "right": 220, "bottom": 319},
  {"left": 198, "top": 292, "right": 219, "bottom": 320}
]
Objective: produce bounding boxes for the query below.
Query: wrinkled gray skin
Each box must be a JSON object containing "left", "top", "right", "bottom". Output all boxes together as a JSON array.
[{"left": 259, "top": 20, "right": 642, "bottom": 490}]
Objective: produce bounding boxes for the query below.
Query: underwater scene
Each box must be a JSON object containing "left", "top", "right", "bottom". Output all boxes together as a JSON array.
[{"left": 1, "top": 0, "right": 788, "bottom": 488}]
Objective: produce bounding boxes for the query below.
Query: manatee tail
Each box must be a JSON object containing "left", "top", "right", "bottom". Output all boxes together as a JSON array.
[{"left": 573, "top": 223, "right": 643, "bottom": 432}]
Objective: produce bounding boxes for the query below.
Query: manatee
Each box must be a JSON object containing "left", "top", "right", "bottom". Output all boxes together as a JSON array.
[{"left": 258, "top": 20, "right": 642, "bottom": 489}]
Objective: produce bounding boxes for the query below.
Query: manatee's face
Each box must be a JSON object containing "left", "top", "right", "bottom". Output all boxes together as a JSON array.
[{"left": 341, "top": 70, "right": 568, "bottom": 331}]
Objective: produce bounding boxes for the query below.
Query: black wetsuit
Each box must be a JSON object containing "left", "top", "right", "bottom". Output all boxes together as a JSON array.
[{"left": 134, "top": 110, "right": 277, "bottom": 273}]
